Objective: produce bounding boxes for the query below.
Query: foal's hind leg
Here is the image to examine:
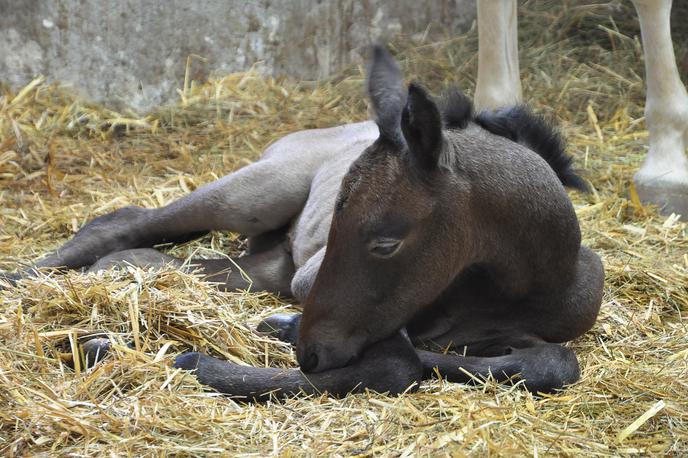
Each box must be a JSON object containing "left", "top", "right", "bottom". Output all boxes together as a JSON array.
[
  {"left": 26, "top": 155, "right": 314, "bottom": 273},
  {"left": 253, "top": 247, "right": 325, "bottom": 342},
  {"left": 87, "top": 242, "right": 295, "bottom": 296},
  {"left": 87, "top": 248, "right": 183, "bottom": 272},
  {"left": 191, "top": 242, "right": 295, "bottom": 295}
]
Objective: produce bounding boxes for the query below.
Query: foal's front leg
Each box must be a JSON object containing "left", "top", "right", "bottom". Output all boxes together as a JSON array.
[
  {"left": 418, "top": 341, "right": 581, "bottom": 394},
  {"left": 173, "top": 332, "right": 422, "bottom": 400},
  {"left": 254, "top": 313, "right": 580, "bottom": 394}
]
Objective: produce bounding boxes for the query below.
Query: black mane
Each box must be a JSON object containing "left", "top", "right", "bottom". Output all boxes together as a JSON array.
[
  {"left": 439, "top": 87, "right": 474, "bottom": 130},
  {"left": 438, "top": 89, "right": 588, "bottom": 193},
  {"left": 475, "top": 106, "right": 589, "bottom": 192}
]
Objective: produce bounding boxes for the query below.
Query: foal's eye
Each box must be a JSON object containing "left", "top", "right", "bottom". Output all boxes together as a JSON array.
[{"left": 369, "top": 239, "right": 403, "bottom": 258}]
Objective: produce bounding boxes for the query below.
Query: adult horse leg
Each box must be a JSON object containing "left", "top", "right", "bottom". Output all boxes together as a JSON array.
[
  {"left": 474, "top": 0, "right": 522, "bottom": 111},
  {"left": 474, "top": 0, "right": 688, "bottom": 217},
  {"left": 173, "top": 331, "right": 422, "bottom": 400},
  {"left": 631, "top": 0, "right": 688, "bottom": 218}
]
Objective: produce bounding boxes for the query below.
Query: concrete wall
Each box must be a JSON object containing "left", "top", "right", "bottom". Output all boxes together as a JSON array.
[{"left": 0, "top": 0, "right": 476, "bottom": 112}]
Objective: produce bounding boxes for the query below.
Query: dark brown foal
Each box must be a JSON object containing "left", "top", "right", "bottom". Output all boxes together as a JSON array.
[{"left": 2, "top": 46, "right": 603, "bottom": 400}]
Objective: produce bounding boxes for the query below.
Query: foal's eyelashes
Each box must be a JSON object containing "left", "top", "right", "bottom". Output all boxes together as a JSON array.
[{"left": 368, "top": 238, "right": 403, "bottom": 258}]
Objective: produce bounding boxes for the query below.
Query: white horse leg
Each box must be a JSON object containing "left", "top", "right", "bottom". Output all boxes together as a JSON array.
[
  {"left": 474, "top": 0, "right": 522, "bottom": 111},
  {"left": 632, "top": 0, "right": 688, "bottom": 218}
]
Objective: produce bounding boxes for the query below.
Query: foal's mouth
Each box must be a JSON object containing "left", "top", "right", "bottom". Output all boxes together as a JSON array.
[{"left": 297, "top": 342, "right": 358, "bottom": 373}]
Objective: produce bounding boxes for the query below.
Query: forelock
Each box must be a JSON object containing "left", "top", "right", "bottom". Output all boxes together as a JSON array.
[{"left": 334, "top": 144, "right": 400, "bottom": 213}]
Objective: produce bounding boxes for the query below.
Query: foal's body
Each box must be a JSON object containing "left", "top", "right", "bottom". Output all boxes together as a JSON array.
[
  {"left": 270, "top": 119, "right": 602, "bottom": 350},
  {"left": 3, "top": 48, "right": 604, "bottom": 398}
]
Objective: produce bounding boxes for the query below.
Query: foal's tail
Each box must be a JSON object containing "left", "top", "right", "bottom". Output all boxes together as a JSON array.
[{"left": 475, "top": 106, "right": 590, "bottom": 193}]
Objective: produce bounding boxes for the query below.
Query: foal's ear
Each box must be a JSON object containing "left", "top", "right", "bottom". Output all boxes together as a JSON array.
[
  {"left": 401, "top": 83, "right": 443, "bottom": 170},
  {"left": 367, "top": 45, "right": 406, "bottom": 144}
]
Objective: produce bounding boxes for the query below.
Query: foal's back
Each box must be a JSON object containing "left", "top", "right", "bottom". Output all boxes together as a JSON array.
[{"left": 447, "top": 123, "right": 582, "bottom": 294}]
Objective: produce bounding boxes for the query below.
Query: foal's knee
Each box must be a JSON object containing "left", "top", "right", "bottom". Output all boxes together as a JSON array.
[
  {"left": 356, "top": 335, "right": 423, "bottom": 395},
  {"left": 87, "top": 248, "right": 181, "bottom": 273},
  {"left": 290, "top": 248, "right": 325, "bottom": 302},
  {"left": 514, "top": 344, "right": 580, "bottom": 393},
  {"left": 376, "top": 352, "right": 423, "bottom": 395}
]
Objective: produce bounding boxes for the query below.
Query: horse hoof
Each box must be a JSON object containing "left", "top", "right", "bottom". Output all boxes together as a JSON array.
[
  {"left": 174, "top": 352, "right": 204, "bottom": 371},
  {"left": 81, "top": 337, "right": 112, "bottom": 367},
  {"left": 0, "top": 271, "right": 23, "bottom": 289},
  {"left": 634, "top": 175, "right": 688, "bottom": 219},
  {"left": 63, "top": 337, "right": 112, "bottom": 370},
  {"left": 512, "top": 344, "right": 580, "bottom": 394},
  {"left": 256, "top": 313, "right": 301, "bottom": 345}
]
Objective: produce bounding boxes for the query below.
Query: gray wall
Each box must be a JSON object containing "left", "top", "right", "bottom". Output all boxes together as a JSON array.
[{"left": 0, "top": 0, "right": 476, "bottom": 112}]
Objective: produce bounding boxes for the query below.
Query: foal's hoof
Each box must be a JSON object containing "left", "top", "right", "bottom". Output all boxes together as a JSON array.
[
  {"left": 64, "top": 337, "right": 112, "bottom": 370},
  {"left": 81, "top": 337, "right": 112, "bottom": 367},
  {"left": 0, "top": 271, "right": 23, "bottom": 289},
  {"left": 256, "top": 313, "right": 301, "bottom": 345},
  {"left": 174, "top": 352, "right": 204, "bottom": 371}
]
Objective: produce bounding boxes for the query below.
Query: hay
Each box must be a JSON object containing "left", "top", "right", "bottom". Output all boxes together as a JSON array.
[{"left": 1, "top": 1, "right": 687, "bottom": 455}]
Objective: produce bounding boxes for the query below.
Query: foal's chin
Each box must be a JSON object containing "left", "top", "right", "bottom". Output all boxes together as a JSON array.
[{"left": 296, "top": 332, "right": 366, "bottom": 373}]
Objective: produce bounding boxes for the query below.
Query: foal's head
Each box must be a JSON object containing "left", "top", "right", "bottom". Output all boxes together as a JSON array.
[{"left": 297, "top": 46, "right": 471, "bottom": 373}]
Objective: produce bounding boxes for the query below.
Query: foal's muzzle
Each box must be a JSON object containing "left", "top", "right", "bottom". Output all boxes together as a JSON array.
[
  {"left": 298, "top": 347, "right": 319, "bottom": 372},
  {"left": 296, "top": 341, "right": 357, "bottom": 373}
]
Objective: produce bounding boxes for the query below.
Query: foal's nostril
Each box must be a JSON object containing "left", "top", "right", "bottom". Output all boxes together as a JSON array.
[
  {"left": 306, "top": 352, "right": 319, "bottom": 371},
  {"left": 300, "top": 351, "right": 319, "bottom": 372}
]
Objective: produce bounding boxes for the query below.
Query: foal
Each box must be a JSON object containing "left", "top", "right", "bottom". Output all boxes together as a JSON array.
[{"left": 2, "top": 46, "right": 604, "bottom": 399}]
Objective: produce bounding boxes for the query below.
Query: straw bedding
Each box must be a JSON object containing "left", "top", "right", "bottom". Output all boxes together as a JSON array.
[{"left": 1, "top": 2, "right": 686, "bottom": 455}]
